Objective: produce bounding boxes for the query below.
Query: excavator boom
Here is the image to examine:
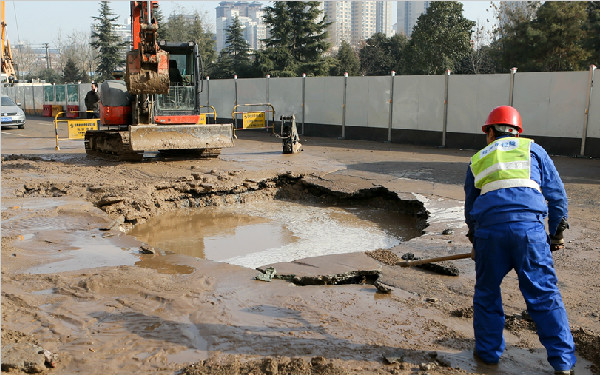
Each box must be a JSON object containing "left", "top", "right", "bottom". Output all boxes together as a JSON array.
[{"left": 1, "top": 1, "right": 17, "bottom": 82}]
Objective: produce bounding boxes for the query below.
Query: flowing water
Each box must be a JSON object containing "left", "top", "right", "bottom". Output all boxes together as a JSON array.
[{"left": 129, "top": 199, "right": 421, "bottom": 269}]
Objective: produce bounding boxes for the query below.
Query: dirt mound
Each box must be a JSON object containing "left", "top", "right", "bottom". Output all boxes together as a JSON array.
[{"left": 572, "top": 328, "right": 600, "bottom": 374}]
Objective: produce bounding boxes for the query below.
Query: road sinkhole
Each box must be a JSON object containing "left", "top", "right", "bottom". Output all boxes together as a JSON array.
[{"left": 129, "top": 199, "right": 423, "bottom": 269}]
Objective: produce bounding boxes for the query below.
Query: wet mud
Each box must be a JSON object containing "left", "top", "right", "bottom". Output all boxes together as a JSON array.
[{"left": 2, "top": 131, "right": 600, "bottom": 375}]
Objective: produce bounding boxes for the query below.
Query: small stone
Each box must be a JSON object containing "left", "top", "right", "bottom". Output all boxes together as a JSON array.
[
  {"left": 139, "top": 245, "right": 156, "bottom": 254},
  {"left": 442, "top": 228, "right": 454, "bottom": 235}
]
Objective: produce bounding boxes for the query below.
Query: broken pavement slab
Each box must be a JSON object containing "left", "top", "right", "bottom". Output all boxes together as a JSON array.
[
  {"left": 0, "top": 343, "right": 55, "bottom": 373},
  {"left": 256, "top": 252, "right": 382, "bottom": 286}
]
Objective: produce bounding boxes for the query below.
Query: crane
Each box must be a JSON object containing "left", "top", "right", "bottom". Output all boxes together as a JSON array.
[{"left": 1, "top": 0, "right": 17, "bottom": 84}]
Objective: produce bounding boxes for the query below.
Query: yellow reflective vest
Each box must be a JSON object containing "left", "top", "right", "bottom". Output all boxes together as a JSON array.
[{"left": 470, "top": 137, "right": 541, "bottom": 194}]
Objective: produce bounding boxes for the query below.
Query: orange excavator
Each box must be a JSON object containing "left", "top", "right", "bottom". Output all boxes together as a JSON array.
[
  {"left": 85, "top": 1, "right": 234, "bottom": 160},
  {"left": 1, "top": 0, "right": 17, "bottom": 84}
]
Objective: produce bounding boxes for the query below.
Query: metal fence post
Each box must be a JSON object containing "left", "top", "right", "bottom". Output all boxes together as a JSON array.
[
  {"left": 31, "top": 82, "right": 36, "bottom": 115},
  {"left": 581, "top": 64, "right": 596, "bottom": 156},
  {"left": 509, "top": 67, "right": 517, "bottom": 106},
  {"left": 442, "top": 69, "right": 451, "bottom": 147},
  {"left": 206, "top": 76, "right": 210, "bottom": 107},
  {"left": 341, "top": 72, "right": 348, "bottom": 140},
  {"left": 387, "top": 71, "right": 396, "bottom": 142},
  {"left": 234, "top": 74, "right": 238, "bottom": 128},
  {"left": 302, "top": 73, "right": 306, "bottom": 135},
  {"left": 266, "top": 74, "right": 270, "bottom": 104}
]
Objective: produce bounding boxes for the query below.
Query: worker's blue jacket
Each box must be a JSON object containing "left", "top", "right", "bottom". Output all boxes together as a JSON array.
[{"left": 465, "top": 136, "right": 568, "bottom": 234}]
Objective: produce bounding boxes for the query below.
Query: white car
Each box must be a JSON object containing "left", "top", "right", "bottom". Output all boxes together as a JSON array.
[{"left": 1, "top": 95, "right": 26, "bottom": 129}]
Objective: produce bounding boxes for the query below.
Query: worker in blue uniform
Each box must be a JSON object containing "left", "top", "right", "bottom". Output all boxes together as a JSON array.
[{"left": 464, "top": 105, "right": 576, "bottom": 375}]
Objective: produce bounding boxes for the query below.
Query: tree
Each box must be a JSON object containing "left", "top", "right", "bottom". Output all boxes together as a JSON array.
[
  {"left": 491, "top": 1, "right": 592, "bottom": 72},
  {"left": 330, "top": 40, "right": 360, "bottom": 76},
  {"left": 261, "top": 1, "right": 330, "bottom": 76},
  {"left": 359, "top": 33, "right": 404, "bottom": 76},
  {"left": 586, "top": 2, "right": 600, "bottom": 66},
  {"left": 407, "top": 1, "right": 475, "bottom": 75},
  {"left": 56, "top": 30, "right": 98, "bottom": 82},
  {"left": 489, "top": 1, "right": 541, "bottom": 72},
  {"left": 153, "top": 7, "right": 167, "bottom": 41},
  {"left": 12, "top": 43, "right": 38, "bottom": 81},
  {"left": 455, "top": 21, "right": 497, "bottom": 74},
  {"left": 63, "top": 57, "right": 83, "bottom": 82},
  {"left": 224, "top": 16, "right": 251, "bottom": 75},
  {"left": 533, "top": 2, "right": 590, "bottom": 71},
  {"left": 163, "top": 9, "right": 216, "bottom": 68},
  {"left": 91, "top": 1, "right": 127, "bottom": 81}
]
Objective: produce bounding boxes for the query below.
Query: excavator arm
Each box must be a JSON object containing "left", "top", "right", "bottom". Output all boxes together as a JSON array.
[
  {"left": 1, "top": 1, "right": 17, "bottom": 82},
  {"left": 126, "top": 1, "right": 169, "bottom": 96}
]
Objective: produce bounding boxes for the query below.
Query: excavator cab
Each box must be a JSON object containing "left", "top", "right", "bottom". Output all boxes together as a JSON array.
[{"left": 155, "top": 42, "right": 204, "bottom": 120}]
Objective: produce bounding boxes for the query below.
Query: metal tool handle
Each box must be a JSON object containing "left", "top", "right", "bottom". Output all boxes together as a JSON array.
[{"left": 398, "top": 252, "right": 472, "bottom": 267}]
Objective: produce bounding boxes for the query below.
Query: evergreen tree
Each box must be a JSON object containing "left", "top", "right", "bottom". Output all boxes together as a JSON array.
[
  {"left": 209, "top": 51, "right": 235, "bottom": 79},
  {"left": 261, "top": 1, "right": 330, "bottom": 76},
  {"left": 153, "top": 7, "right": 167, "bottom": 41},
  {"left": 489, "top": 1, "right": 541, "bottom": 72},
  {"left": 533, "top": 1, "right": 590, "bottom": 71},
  {"left": 225, "top": 16, "right": 251, "bottom": 74},
  {"left": 359, "top": 33, "right": 408, "bottom": 76},
  {"left": 330, "top": 40, "right": 360, "bottom": 76},
  {"left": 491, "top": 1, "right": 593, "bottom": 72},
  {"left": 164, "top": 10, "right": 216, "bottom": 68},
  {"left": 586, "top": 2, "right": 600, "bottom": 66},
  {"left": 63, "top": 57, "right": 83, "bottom": 82},
  {"left": 91, "top": 1, "right": 127, "bottom": 81},
  {"left": 407, "top": 1, "right": 475, "bottom": 75}
]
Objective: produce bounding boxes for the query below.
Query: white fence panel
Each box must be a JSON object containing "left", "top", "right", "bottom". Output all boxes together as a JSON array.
[
  {"left": 346, "top": 77, "right": 369, "bottom": 127},
  {"left": 448, "top": 74, "right": 509, "bottom": 134},
  {"left": 237, "top": 78, "right": 266, "bottom": 106},
  {"left": 393, "top": 75, "right": 444, "bottom": 131},
  {"left": 269, "top": 77, "right": 303, "bottom": 120},
  {"left": 392, "top": 76, "right": 419, "bottom": 130},
  {"left": 305, "top": 77, "right": 343, "bottom": 125},
  {"left": 513, "top": 72, "right": 588, "bottom": 138},
  {"left": 368, "top": 76, "right": 391, "bottom": 128},
  {"left": 208, "top": 79, "right": 236, "bottom": 120}
]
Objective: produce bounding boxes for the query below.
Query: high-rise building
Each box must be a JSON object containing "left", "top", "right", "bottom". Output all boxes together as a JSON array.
[
  {"left": 324, "top": 1, "right": 352, "bottom": 52},
  {"left": 325, "top": 1, "right": 392, "bottom": 51},
  {"left": 376, "top": 1, "right": 393, "bottom": 38},
  {"left": 396, "top": 1, "right": 430, "bottom": 37},
  {"left": 351, "top": 2, "right": 376, "bottom": 47},
  {"left": 215, "top": 1, "right": 266, "bottom": 53}
]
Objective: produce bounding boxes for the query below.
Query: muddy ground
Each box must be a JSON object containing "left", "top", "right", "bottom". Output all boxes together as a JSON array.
[{"left": 1, "top": 118, "right": 600, "bottom": 375}]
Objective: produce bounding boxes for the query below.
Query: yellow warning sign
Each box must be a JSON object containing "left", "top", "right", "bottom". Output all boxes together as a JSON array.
[
  {"left": 242, "top": 112, "right": 266, "bottom": 129},
  {"left": 68, "top": 119, "right": 100, "bottom": 139},
  {"left": 197, "top": 113, "right": 207, "bottom": 125}
]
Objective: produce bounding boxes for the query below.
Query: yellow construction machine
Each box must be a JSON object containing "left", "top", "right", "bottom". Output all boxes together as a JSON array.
[
  {"left": 1, "top": 1, "right": 17, "bottom": 84},
  {"left": 84, "top": 1, "right": 234, "bottom": 160}
]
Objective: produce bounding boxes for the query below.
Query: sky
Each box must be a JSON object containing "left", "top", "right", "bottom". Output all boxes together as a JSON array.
[{"left": 3, "top": 1, "right": 494, "bottom": 47}]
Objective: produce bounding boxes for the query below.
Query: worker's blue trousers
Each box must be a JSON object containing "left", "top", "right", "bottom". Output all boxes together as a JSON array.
[{"left": 473, "top": 220, "right": 576, "bottom": 371}]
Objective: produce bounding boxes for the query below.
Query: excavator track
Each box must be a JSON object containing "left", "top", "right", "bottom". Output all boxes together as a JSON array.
[{"left": 84, "top": 130, "right": 144, "bottom": 162}]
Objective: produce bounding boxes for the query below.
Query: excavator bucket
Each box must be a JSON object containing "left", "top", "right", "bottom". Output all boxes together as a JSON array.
[
  {"left": 126, "top": 49, "right": 170, "bottom": 95},
  {"left": 129, "top": 123, "right": 234, "bottom": 152}
]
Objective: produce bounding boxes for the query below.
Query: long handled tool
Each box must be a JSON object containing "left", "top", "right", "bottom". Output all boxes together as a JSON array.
[{"left": 398, "top": 252, "right": 472, "bottom": 267}]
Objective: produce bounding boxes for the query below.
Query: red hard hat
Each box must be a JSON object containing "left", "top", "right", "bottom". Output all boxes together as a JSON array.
[{"left": 483, "top": 106, "right": 522, "bottom": 133}]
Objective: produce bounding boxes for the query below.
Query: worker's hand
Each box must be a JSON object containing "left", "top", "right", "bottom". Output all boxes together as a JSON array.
[
  {"left": 470, "top": 247, "right": 475, "bottom": 260},
  {"left": 550, "top": 217, "right": 568, "bottom": 252},
  {"left": 550, "top": 234, "right": 565, "bottom": 252}
]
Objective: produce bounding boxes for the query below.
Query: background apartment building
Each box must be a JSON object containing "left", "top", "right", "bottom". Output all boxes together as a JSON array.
[
  {"left": 325, "top": 1, "right": 392, "bottom": 52},
  {"left": 215, "top": 1, "right": 266, "bottom": 53},
  {"left": 396, "top": 1, "right": 430, "bottom": 37}
]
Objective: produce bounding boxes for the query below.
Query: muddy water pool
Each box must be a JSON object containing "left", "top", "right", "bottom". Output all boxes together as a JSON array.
[{"left": 129, "top": 199, "right": 421, "bottom": 269}]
